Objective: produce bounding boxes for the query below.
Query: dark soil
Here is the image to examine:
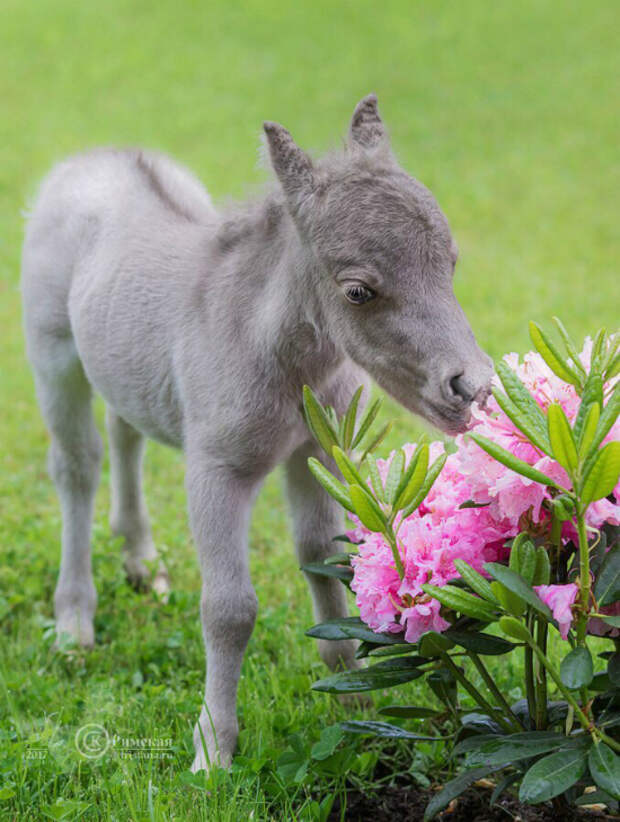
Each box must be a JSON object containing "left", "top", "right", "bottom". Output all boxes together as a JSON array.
[{"left": 329, "top": 783, "right": 618, "bottom": 822}]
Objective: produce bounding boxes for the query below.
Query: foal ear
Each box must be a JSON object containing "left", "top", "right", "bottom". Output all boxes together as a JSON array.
[
  {"left": 349, "top": 93, "right": 389, "bottom": 149},
  {"left": 263, "top": 121, "right": 315, "bottom": 207}
]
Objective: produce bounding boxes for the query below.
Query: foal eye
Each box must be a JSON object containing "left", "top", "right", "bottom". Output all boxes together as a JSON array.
[{"left": 344, "top": 283, "right": 376, "bottom": 305}]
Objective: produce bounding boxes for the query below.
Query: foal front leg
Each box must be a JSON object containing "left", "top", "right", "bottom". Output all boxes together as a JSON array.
[
  {"left": 285, "top": 441, "right": 358, "bottom": 672},
  {"left": 185, "top": 448, "right": 261, "bottom": 772}
]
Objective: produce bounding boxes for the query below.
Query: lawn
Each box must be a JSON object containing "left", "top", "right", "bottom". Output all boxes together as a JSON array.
[{"left": 0, "top": 1, "right": 618, "bottom": 819}]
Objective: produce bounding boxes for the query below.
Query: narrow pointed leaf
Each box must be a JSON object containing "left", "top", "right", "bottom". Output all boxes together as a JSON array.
[
  {"left": 332, "top": 446, "right": 365, "bottom": 487},
  {"left": 394, "top": 444, "right": 429, "bottom": 511},
  {"left": 342, "top": 385, "right": 363, "bottom": 450},
  {"left": 421, "top": 583, "right": 497, "bottom": 622},
  {"left": 400, "top": 453, "right": 447, "bottom": 520},
  {"left": 581, "top": 441, "right": 620, "bottom": 506},
  {"left": 312, "top": 658, "right": 426, "bottom": 693},
  {"left": 529, "top": 321, "right": 581, "bottom": 387},
  {"left": 547, "top": 403, "right": 578, "bottom": 474},
  {"left": 365, "top": 454, "right": 385, "bottom": 502},
  {"left": 384, "top": 449, "right": 405, "bottom": 504},
  {"left": 578, "top": 402, "right": 600, "bottom": 458},
  {"left": 306, "top": 617, "right": 403, "bottom": 645},
  {"left": 301, "top": 562, "right": 353, "bottom": 582},
  {"left": 574, "top": 372, "right": 604, "bottom": 442},
  {"left": 351, "top": 397, "right": 382, "bottom": 448},
  {"left": 307, "top": 458, "right": 354, "bottom": 512},
  {"left": 495, "top": 359, "right": 552, "bottom": 452},
  {"left": 444, "top": 629, "right": 515, "bottom": 655},
  {"left": 469, "top": 433, "right": 562, "bottom": 489},
  {"left": 349, "top": 484, "right": 387, "bottom": 532},
  {"left": 590, "top": 383, "right": 620, "bottom": 452},
  {"left": 453, "top": 559, "right": 498, "bottom": 604},
  {"left": 484, "top": 563, "right": 553, "bottom": 619},
  {"left": 339, "top": 720, "right": 439, "bottom": 740},
  {"left": 303, "top": 385, "right": 339, "bottom": 454},
  {"left": 359, "top": 421, "right": 392, "bottom": 462},
  {"left": 552, "top": 316, "right": 587, "bottom": 378},
  {"left": 492, "top": 387, "right": 551, "bottom": 455},
  {"left": 499, "top": 616, "right": 532, "bottom": 642}
]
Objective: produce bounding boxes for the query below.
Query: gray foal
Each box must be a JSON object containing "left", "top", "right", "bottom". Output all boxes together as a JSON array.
[{"left": 21, "top": 95, "right": 492, "bottom": 771}]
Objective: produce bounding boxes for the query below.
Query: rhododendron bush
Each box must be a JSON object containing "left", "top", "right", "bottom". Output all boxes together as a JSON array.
[{"left": 301, "top": 319, "right": 620, "bottom": 819}]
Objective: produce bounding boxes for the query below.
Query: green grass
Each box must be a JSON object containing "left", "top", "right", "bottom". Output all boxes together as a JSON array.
[{"left": 0, "top": 0, "right": 618, "bottom": 818}]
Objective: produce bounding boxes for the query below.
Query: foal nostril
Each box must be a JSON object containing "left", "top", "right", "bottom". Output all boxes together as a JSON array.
[{"left": 448, "top": 373, "right": 475, "bottom": 404}]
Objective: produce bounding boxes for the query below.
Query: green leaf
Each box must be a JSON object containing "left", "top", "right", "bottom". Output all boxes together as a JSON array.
[
  {"left": 423, "top": 767, "right": 498, "bottom": 821},
  {"left": 529, "top": 321, "right": 582, "bottom": 387},
  {"left": 359, "top": 421, "right": 393, "bottom": 462},
  {"left": 574, "top": 372, "right": 604, "bottom": 442},
  {"left": 305, "top": 617, "right": 403, "bottom": 645},
  {"left": 560, "top": 647, "right": 594, "bottom": 690},
  {"left": 332, "top": 446, "right": 365, "bottom": 487},
  {"left": 307, "top": 458, "right": 354, "bottom": 512},
  {"left": 594, "top": 544, "right": 620, "bottom": 606},
  {"left": 349, "top": 484, "right": 387, "bottom": 532},
  {"left": 378, "top": 705, "right": 439, "bottom": 719},
  {"left": 323, "top": 551, "right": 354, "bottom": 565},
  {"left": 421, "top": 583, "right": 497, "bottom": 622},
  {"left": 552, "top": 316, "right": 587, "bottom": 379},
  {"left": 400, "top": 453, "right": 447, "bottom": 519},
  {"left": 608, "top": 653, "right": 620, "bottom": 688},
  {"left": 532, "top": 546, "right": 551, "bottom": 586},
  {"left": 312, "top": 658, "right": 426, "bottom": 693},
  {"left": 588, "top": 743, "right": 620, "bottom": 800},
  {"left": 519, "top": 748, "right": 588, "bottom": 804},
  {"left": 469, "top": 433, "right": 562, "bottom": 489},
  {"left": 444, "top": 629, "right": 515, "bottom": 655},
  {"left": 577, "top": 402, "right": 600, "bottom": 459},
  {"left": 418, "top": 631, "right": 456, "bottom": 657},
  {"left": 597, "top": 614, "right": 620, "bottom": 628},
  {"left": 277, "top": 736, "right": 309, "bottom": 784},
  {"left": 455, "top": 731, "right": 573, "bottom": 767},
  {"left": 499, "top": 616, "right": 532, "bottom": 642},
  {"left": 492, "top": 388, "right": 550, "bottom": 455},
  {"left": 453, "top": 559, "right": 498, "bottom": 604},
  {"left": 365, "top": 454, "right": 385, "bottom": 501},
  {"left": 310, "top": 725, "right": 344, "bottom": 761},
  {"left": 384, "top": 449, "right": 405, "bottom": 504},
  {"left": 303, "top": 385, "right": 340, "bottom": 455},
  {"left": 339, "top": 720, "right": 439, "bottom": 740},
  {"left": 342, "top": 386, "right": 363, "bottom": 450},
  {"left": 547, "top": 403, "right": 578, "bottom": 474},
  {"left": 393, "top": 444, "right": 429, "bottom": 512},
  {"left": 351, "top": 397, "right": 382, "bottom": 448},
  {"left": 495, "top": 359, "right": 552, "bottom": 452},
  {"left": 492, "top": 580, "right": 526, "bottom": 617},
  {"left": 301, "top": 562, "right": 353, "bottom": 582},
  {"left": 581, "top": 441, "right": 620, "bottom": 506},
  {"left": 484, "top": 563, "right": 553, "bottom": 620},
  {"left": 590, "top": 383, "right": 620, "bottom": 453}
]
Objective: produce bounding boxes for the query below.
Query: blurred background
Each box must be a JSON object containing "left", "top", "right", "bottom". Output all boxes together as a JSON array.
[{"left": 0, "top": 1, "right": 618, "bottom": 815}]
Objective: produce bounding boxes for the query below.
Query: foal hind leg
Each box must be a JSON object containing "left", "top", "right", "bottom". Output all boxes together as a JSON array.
[
  {"left": 106, "top": 409, "right": 169, "bottom": 596},
  {"left": 35, "top": 360, "right": 103, "bottom": 648}
]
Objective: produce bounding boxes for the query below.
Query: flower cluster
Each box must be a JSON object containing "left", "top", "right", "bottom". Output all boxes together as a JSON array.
[{"left": 349, "top": 344, "right": 620, "bottom": 643}]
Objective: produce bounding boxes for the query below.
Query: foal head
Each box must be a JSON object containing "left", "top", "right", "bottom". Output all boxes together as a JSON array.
[{"left": 263, "top": 94, "right": 493, "bottom": 434}]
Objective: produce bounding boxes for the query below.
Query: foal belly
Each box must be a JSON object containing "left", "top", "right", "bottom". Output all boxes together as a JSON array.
[{"left": 70, "top": 271, "right": 185, "bottom": 448}]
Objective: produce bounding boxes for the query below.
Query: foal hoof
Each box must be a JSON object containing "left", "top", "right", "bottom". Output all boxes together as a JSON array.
[
  {"left": 54, "top": 612, "right": 95, "bottom": 649},
  {"left": 125, "top": 558, "right": 170, "bottom": 601}
]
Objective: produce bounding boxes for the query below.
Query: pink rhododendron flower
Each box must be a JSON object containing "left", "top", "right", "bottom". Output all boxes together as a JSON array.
[
  {"left": 533, "top": 584, "right": 578, "bottom": 639},
  {"left": 348, "top": 339, "right": 618, "bottom": 643}
]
